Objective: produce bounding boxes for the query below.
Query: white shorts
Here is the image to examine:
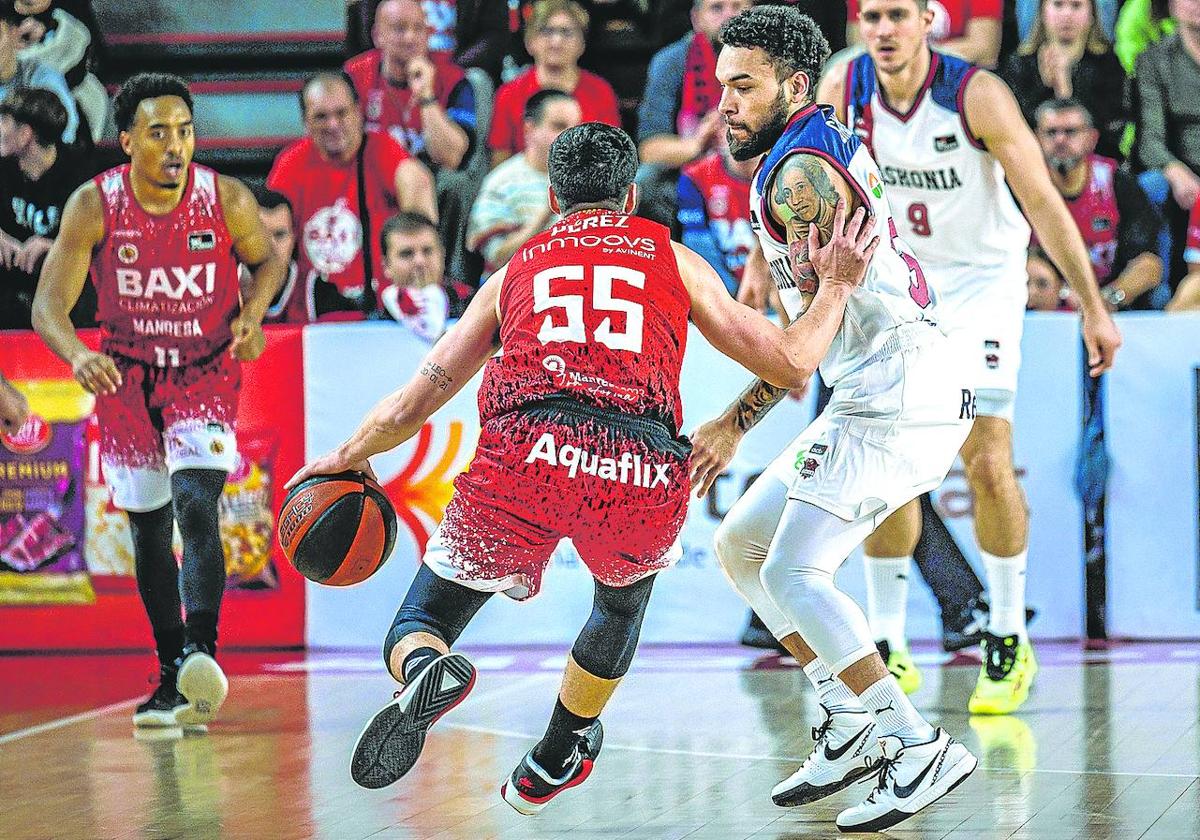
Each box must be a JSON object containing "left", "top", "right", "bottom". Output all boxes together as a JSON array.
[
  {"left": 929, "top": 262, "right": 1028, "bottom": 421},
  {"left": 102, "top": 418, "right": 238, "bottom": 512},
  {"left": 767, "top": 325, "right": 974, "bottom": 525}
]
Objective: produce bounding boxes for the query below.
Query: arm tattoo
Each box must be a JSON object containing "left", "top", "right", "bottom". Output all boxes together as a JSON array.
[
  {"left": 420, "top": 361, "right": 452, "bottom": 391},
  {"left": 770, "top": 155, "right": 840, "bottom": 294},
  {"left": 732, "top": 378, "right": 790, "bottom": 433}
]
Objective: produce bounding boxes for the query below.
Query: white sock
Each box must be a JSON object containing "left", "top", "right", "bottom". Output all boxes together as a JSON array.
[
  {"left": 982, "top": 549, "right": 1027, "bottom": 641},
  {"left": 864, "top": 554, "right": 911, "bottom": 650},
  {"left": 803, "top": 658, "right": 867, "bottom": 716},
  {"left": 859, "top": 676, "right": 935, "bottom": 747}
]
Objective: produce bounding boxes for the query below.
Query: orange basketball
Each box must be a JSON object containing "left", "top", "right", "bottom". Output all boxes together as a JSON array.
[{"left": 277, "top": 471, "right": 398, "bottom": 586}]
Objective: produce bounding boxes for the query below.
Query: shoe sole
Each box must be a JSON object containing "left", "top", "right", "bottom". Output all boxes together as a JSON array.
[
  {"left": 772, "top": 760, "right": 879, "bottom": 807},
  {"left": 176, "top": 654, "right": 228, "bottom": 726},
  {"left": 133, "top": 708, "right": 183, "bottom": 728},
  {"left": 350, "top": 653, "right": 476, "bottom": 790},
  {"left": 501, "top": 759, "right": 595, "bottom": 816},
  {"left": 837, "top": 750, "right": 978, "bottom": 833}
]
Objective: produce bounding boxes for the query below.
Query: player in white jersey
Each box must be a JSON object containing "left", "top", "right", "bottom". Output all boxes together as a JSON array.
[
  {"left": 817, "top": 0, "right": 1121, "bottom": 715},
  {"left": 691, "top": 7, "right": 977, "bottom": 831}
]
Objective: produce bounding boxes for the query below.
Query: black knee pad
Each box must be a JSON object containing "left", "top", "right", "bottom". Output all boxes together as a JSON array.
[
  {"left": 571, "top": 574, "right": 656, "bottom": 680},
  {"left": 382, "top": 565, "right": 492, "bottom": 669}
]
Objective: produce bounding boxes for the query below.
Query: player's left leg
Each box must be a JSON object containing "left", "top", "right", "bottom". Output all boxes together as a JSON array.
[
  {"left": 761, "top": 500, "right": 977, "bottom": 832},
  {"left": 501, "top": 574, "right": 656, "bottom": 815},
  {"left": 862, "top": 501, "right": 922, "bottom": 694},
  {"left": 962, "top": 413, "right": 1037, "bottom": 715}
]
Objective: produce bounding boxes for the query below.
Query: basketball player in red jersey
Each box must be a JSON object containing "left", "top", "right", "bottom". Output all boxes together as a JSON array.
[
  {"left": 288, "top": 122, "right": 879, "bottom": 811},
  {"left": 32, "top": 73, "right": 285, "bottom": 730}
]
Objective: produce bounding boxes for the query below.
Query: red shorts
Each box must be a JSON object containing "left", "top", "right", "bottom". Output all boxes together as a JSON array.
[
  {"left": 97, "top": 349, "right": 240, "bottom": 511},
  {"left": 424, "top": 399, "right": 691, "bottom": 600}
]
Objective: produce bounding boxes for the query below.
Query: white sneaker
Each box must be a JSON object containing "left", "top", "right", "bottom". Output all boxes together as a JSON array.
[
  {"left": 175, "top": 647, "right": 228, "bottom": 727},
  {"left": 836, "top": 729, "right": 977, "bottom": 833},
  {"left": 772, "top": 707, "right": 882, "bottom": 806}
]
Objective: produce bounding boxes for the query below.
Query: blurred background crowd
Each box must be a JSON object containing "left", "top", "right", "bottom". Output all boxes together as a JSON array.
[{"left": 0, "top": 0, "right": 1198, "bottom": 336}]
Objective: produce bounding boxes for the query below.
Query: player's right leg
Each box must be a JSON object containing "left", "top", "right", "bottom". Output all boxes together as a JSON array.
[
  {"left": 715, "top": 469, "right": 881, "bottom": 805},
  {"left": 97, "top": 359, "right": 188, "bottom": 728},
  {"left": 350, "top": 564, "right": 492, "bottom": 789},
  {"left": 862, "top": 501, "right": 922, "bottom": 694},
  {"left": 502, "top": 574, "right": 657, "bottom": 815}
]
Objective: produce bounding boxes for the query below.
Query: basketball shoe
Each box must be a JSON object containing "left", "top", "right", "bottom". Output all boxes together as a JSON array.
[
  {"left": 502, "top": 720, "right": 604, "bottom": 815},
  {"left": 772, "top": 707, "right": 882, "bottom": 806},
  {"left": 133, "top": 664, "right": 188, "bottom": 727},
  {"left": 836, "top": 730, "right": 977, "bottom": 832},
  {"left": 876, "top": 640, "right": 922, "bottom": 695},
  {"left": 968, "top": 633, "right": 1037, "bottom": 715},
  {"left": 350, "top": 652, "right": 476, "bottom": 789},
  {"left": 175, "top": 643, "right": 228, "bottom": 726}
]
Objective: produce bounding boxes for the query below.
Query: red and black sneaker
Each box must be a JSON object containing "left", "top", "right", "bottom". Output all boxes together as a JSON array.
[
  {"left": 501, "top": 720, "right": 604, "bottom": 815},
  {"left": 350, "top": 652, "right": 476, "bottom": 789}
]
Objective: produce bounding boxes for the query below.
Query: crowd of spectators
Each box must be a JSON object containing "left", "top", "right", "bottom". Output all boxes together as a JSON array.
[{"left": 3, "top": 0, "right": 1200, "bottom": 339}]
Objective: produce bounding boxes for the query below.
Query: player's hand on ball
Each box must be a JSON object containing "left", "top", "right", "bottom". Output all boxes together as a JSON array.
[
  {"left": 229, "top": 315, "right": 266, "bottom": 361},
  {"left": 286, "top": 452, "right": 377, "bottom": 490},
  {"left": 1082, "top": 309, "right": 1121, "bottom": 377},
  {"left": 807, "top": 199, "right": 878, "bottom": 292},
  {"left": 70, "top": 350, "right": 122, "bottom": 395},
  {"left": 688, "top": 416, "right": 744, "bottom": 498}
]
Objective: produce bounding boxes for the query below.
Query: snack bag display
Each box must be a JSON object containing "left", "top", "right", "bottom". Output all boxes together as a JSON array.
[
  {"left": 0, "top": 380, "right": 95, "bottom": 605},
  {"left": 220, "top": 436, "right": 279, "bottom": 590}
]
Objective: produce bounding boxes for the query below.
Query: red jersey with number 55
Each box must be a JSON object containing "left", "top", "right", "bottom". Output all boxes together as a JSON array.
[
  {"left": 480, "top": 210, "right": 690, "bottom": 432},
  {"left": 92, "top": 163, "right": 240, "bottom": 366}
]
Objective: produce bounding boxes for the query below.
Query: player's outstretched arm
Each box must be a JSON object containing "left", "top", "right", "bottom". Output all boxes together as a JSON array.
[
  {"left": 287, "top": 270, "right": 504, "bottom": 487},
  {"left": 221, "top": 175, "right": 286, "bottom": 361},
  {"left": 965, "top": 71, "right": 1121, "bottom": 376},
  {"left": 31, "top": 183, "right": 122, "bottom": 395}
]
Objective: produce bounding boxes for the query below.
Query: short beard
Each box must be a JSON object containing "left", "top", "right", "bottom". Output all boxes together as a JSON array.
[
  {"left": 1048, "top": 154, "right": 1082, "bottom": 177},
  {"left": 728, "top": 87, "right": 790, "bottom": 161}
]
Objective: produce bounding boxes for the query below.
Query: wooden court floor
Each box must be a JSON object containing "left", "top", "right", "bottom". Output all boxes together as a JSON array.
[{"left": 4, "top": 643, "right": 1200, "bottom": 840}]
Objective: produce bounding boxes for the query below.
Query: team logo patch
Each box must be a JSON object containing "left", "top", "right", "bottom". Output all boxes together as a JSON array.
[
  {"left": 188, "top": 230, "right": 216, "bottom": 251},
  {"left": 934, "top": 134, "right": 959, "bottom": 152},
  {"left": 984, "top": 339, "right": 1000, "bottom": 370},
  {"left": 795, "top": 443, "right": 827, "bottom": 479},
  {"left": 867, "top": 171, "right": 883, "bottom": 199},
  {"left": 117, "top": 243, "right": 139, "bottom": 264}
]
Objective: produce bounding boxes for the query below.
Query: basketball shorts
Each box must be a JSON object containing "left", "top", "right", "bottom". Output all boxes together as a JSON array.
[
  {"left": 423, "top": 397, "right": 692, "bottom": 600},
  {"left": 928, "top": 261, "right": 1028, "bottom": 421},
  {"left": 766, "top": 323, "right": 974, "bottom": 525},
  {"left": 97, "top": 348, "right": 240, "bottom": 512}
]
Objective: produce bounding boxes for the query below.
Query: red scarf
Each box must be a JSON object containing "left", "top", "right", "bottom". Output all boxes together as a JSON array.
[{"left": 678, "top": 31, "right": 718, "bottom": 137}]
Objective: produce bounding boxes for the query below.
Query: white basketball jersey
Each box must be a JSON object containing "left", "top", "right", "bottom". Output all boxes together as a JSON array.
[
  {"left": 844, "top": 52, "right": 1030, "bottom": 273},
  {"left": 749, "top": 104, "right": 935, "bottom": 386}
]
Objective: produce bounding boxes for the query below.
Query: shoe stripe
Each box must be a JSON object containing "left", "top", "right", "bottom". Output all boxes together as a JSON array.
[{"left": 513, "top": 759, "right": 594, "bottom": 804}]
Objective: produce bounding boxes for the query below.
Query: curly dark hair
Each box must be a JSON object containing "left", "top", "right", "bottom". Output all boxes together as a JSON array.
[
  {"left": 548, "top": 122, "right": 638, "bottom": 211},
  {"left": 719, "top": 6, "right": 830, "bottom": 93},
  {"left": 113, "top": 73, "right": 193, "bottom": 132}
]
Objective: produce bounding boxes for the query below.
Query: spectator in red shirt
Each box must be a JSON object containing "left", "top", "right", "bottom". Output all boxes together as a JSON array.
[
  {"left": 1166, "top": 195, "right": 1200, "bottom": 310},
  {"left": 344, "top": 0, "right": 476, "bottom": 173},
  {"left": 267, "top": 73, "right": 435, "bottom": 319},
  {"left": 848, "top": 0, "right": 1003, "bottom": 68},
  {"left": 488, "top": 0, "right": 619, "bottom": 167}
]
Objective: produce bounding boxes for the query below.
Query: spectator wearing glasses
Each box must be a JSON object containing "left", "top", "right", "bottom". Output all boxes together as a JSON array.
[
  {"left": 487, "top": 0, "right": 619, "bottom": 168},
  {"left": 1034, "top": 98, "right": 1162, "bottom": 309}
]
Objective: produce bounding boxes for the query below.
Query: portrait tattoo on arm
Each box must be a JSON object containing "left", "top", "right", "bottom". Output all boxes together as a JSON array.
[{"left": 770, "top": 155, "right": 840, "bottom": 294}]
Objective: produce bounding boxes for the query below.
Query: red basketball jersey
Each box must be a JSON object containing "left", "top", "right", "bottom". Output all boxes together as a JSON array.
[
  {"left": 92, "top": 163, "right": 241, "bottom": 366},
  {"left": 1063, "top": 155, "right": 1121, "bottom": 285},
  {"left": 480, "top": 210, "right": 691, "bottom": 431}
]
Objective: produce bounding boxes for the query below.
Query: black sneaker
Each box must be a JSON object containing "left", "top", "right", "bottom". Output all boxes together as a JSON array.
[
  {"left": 501, "top": 720, "right": 604, "bottom": 815},
  {"left": 133, "top": 666, "right": 187, "bottom": 727},
  {"left": 942, "top": 597, "right": 1039, "bottom": 653},
  {"left": 350, "top": 652, "right": 476, "bottom": 789},
  {"left": 175, "top": 642, "right": 228, "bottom": 727}
]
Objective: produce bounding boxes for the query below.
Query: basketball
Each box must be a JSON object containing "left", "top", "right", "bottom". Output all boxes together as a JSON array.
[{"left": 277, "top": 471, "right": 398, "bottom": 586}]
